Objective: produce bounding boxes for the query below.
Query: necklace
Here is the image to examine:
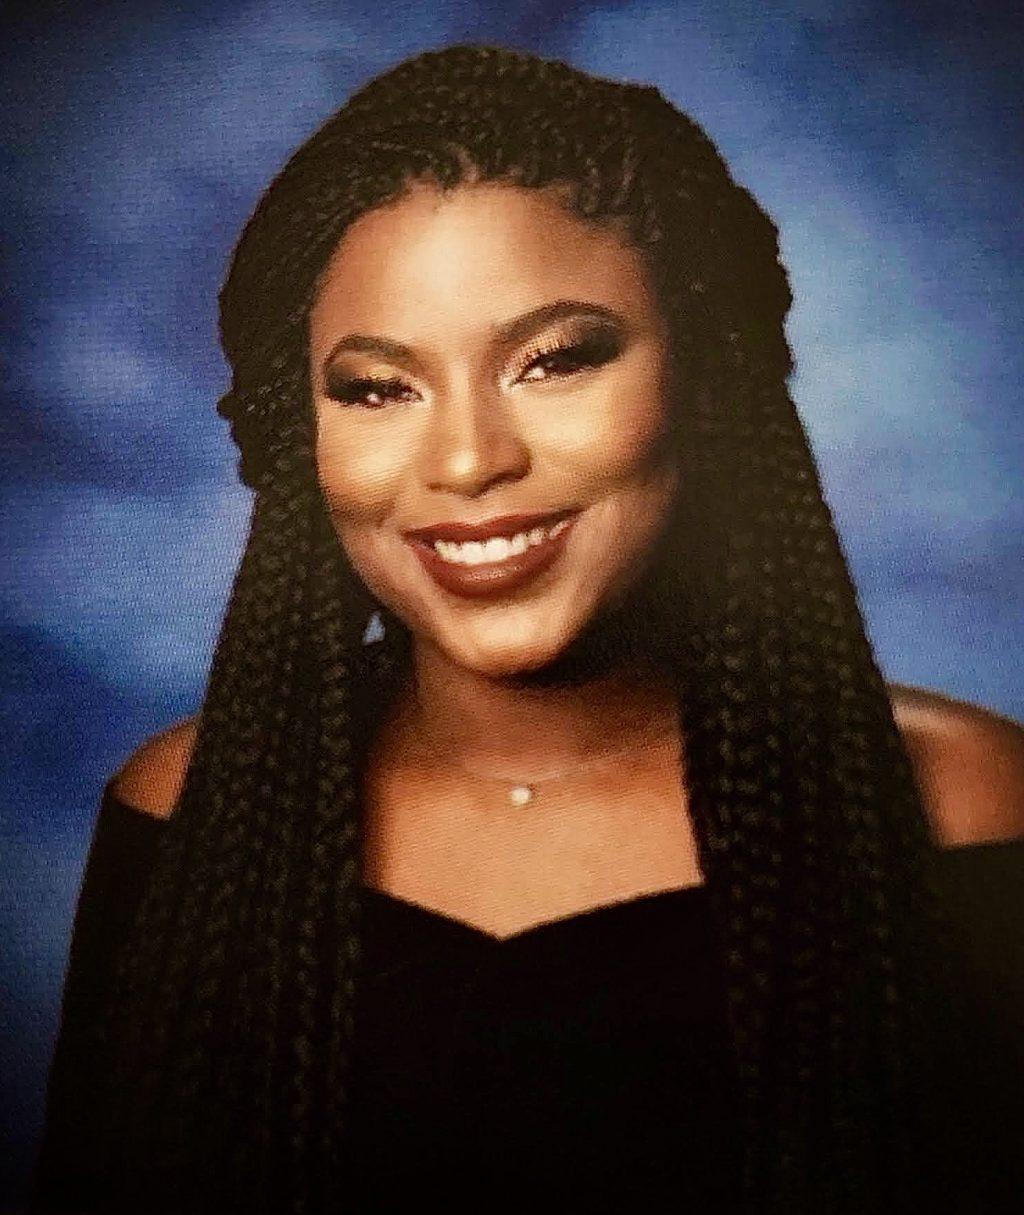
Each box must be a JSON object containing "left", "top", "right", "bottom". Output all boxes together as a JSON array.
[{"left": 409, "top": 713, "right": 681, "bottom": 807}]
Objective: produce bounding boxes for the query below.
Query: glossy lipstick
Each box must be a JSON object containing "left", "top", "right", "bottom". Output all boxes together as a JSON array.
[{"left": 405, "top": 510, "right": 578, "bottom": 599}]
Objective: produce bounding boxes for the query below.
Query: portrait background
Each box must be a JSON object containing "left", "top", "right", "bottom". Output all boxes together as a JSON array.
[{"left": 2, "top": 0, "right": 1021, "bottom": 1206}]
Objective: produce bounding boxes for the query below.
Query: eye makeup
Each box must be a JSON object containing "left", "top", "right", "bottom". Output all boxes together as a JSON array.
[
  {"left": 510, "top": 322, "right": 624, "bottom": 383},
  {"left": 321, "top": 316, "right": 627, "bottom": 409},
  {"left": 323, "top": 372, "right": 416, "bottom": 409}
]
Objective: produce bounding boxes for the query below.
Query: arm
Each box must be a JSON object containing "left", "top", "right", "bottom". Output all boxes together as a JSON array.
[
  {"left": 30, "top": 720, "right": 197, "bottom": 1212},
  {"left": 888, "top": 684, "right": 1024, "bottom": 1205}
]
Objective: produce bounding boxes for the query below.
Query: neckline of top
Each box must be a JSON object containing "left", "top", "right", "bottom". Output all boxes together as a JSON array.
[
  {"left": 99, "top": 778, "right": 709, "bottom": 944},
  {"left": 99, "top": 779, "right": 1024, "bottom": 947},
  {"left": 359, "top": 880, "right": 708, "bottom": 945}
]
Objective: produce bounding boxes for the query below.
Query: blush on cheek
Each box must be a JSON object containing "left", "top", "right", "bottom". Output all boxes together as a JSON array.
[
  {"left": 543, "top": 382, "right": 673, "bottom": 479},
  {"left": 551, "top": 425, "right": 674, "bottom": 500},
  {"left": 315, "top": 437, "right": 403, "bottom": 523}
]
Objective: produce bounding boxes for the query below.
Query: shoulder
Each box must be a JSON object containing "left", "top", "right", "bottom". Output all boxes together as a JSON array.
[
  {"left": 107, "top": 687, "right": 1024, "bottom": 840},
  {"left": 109, "top": 713, "right": 200, "bottom": 820},
  {"left": 888, "top": 682, "right": 1024, "bottom": 846}
]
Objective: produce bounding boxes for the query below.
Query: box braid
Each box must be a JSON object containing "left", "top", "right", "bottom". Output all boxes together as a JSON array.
[{"left": 38, "top": 44, "right": 957, "bottom": 1215}]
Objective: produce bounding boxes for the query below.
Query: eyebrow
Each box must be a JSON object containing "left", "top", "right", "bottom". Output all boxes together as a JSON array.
[{"left": 321, "top": 299, "right": 627, "bottom": 374}]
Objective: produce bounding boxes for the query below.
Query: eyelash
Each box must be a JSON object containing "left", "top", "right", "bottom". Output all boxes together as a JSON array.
[
  {"left": 516, "top": 331, "right": 620, "bottom": 382},
  {"left": 325, "top": 376, "right": 417, "bottom": 410},
  {"left": 324, "top": 331, "right": 621, "bottom": 410}
]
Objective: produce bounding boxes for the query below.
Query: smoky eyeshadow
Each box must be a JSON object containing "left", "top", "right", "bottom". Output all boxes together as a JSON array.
[
  {"left": 322, "top": 315, "right": 628, "bottom": 399},
  {"left": 564, "top": 323, "right": 624, "bottom": 362},
  {"left": 513, "top": 318, "right": 626, "bottom": 371}
]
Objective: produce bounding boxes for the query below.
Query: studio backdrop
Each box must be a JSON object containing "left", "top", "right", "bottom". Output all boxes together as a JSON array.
[{"left": 2, "top": 1, "right": 1021, "bottom": 1208}]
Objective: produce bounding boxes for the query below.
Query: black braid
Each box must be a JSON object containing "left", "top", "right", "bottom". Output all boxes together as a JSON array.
[{"left": 40, "top": 43, "right": 955, "bottom": 1214}]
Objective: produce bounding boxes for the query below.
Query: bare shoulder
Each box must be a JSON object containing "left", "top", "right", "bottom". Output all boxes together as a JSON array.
[
  {"left": 109, "top": 713, "right": 201, "bottom": 820},
  {"left": 888, "top": 682, "right": 1024, "bottom": 846}
]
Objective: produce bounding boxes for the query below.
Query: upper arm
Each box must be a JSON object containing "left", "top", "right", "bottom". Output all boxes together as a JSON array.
[
  {"left": 889, "top": 682, "right": 1024, "bottom": 846},
  {"left": 110, "top": 714, "right": 200, "bottom": 820}
]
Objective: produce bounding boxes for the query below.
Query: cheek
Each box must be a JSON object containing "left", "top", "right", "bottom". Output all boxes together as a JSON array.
[
  {"left": 315, "top": 412, "right": 405, "bottom": 522},
  {"left": 539, "top": 383, "right": 674, "bottom": 492}
]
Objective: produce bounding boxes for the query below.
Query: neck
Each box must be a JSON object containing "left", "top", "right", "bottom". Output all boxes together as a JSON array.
[{"left": 391, "top": 596, "right": 681, "bottom": 781}]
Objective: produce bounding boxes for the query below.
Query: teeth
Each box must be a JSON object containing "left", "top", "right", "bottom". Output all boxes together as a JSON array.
[{"left": 432, "top": 519, "right": 571, "bottom": 566}]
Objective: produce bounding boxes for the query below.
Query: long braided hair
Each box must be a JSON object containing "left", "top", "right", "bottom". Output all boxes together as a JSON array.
[{"left": 42, "top": 43, "right": 955, "bottom": 1214}]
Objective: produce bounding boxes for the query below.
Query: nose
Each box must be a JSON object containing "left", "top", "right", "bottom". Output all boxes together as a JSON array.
[{"left": 420, "top": 377, "right": 530, "bottom": 498}]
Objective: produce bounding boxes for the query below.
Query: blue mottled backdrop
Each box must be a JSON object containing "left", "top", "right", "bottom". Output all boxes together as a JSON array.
[{"left": 2, "top": 0, "right": 1021, "bottom": 1205}]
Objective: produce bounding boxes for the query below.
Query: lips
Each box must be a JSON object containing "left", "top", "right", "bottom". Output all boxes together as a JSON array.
[
  {"left": 404, "top": 509, "right": 579, "bottom": 599},
  {"left": 405, "top": 508, "right": 577, "bottom": 545}
]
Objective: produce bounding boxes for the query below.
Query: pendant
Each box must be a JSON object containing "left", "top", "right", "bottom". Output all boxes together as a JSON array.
[{"left": 509, "top": 784, "right": 534, "bottom": 807}]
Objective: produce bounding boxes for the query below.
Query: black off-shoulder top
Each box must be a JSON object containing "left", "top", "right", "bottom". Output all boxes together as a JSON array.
[{"left": 31, "top": 781, "right": 1024, "bottom": 1213}]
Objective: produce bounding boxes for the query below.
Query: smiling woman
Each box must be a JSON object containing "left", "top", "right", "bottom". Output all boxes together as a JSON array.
[
  {"left": 31, "top": 42, "right": 1024, "bottom": 1215},
  {"left": 310, "top": 181, "right": 679, "bottom": 677}
]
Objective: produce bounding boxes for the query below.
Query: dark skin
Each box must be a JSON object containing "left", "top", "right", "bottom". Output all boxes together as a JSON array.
[
  {"left": 113, "top": 681, "right": 1024, "bottom": 940},
  {"left": 114, "top": 187, "right": 1024, "bottom": 936}
]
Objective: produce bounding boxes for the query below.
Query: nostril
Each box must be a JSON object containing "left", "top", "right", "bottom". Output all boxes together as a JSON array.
[{"left": 422, "top": 426, "right": 530, "bottom": 496}]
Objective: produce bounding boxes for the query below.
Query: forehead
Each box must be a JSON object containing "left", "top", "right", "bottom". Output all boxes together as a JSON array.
[{"left": 308, "top": 181, "right": 662, "bottom": 357}]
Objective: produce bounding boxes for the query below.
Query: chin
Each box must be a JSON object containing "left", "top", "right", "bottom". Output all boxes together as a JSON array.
[
  {"left": 455, "top": 642, "right": 566, "bottom": 681},
  {"left": 445, "top": 624, "right": 579, "bottom": 681}
]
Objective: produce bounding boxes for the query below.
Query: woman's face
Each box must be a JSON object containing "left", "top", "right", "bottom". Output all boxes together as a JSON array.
[{"left": 309, "top": 180, "right": 680, "bottom": 678}]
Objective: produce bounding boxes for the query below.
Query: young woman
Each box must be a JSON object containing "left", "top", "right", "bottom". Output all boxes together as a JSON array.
[{"left": 32, "top": 43, "right": 1024, "bottom": 1215}]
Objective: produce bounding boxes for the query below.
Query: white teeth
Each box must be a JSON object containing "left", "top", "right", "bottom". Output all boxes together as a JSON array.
[
  {"left": 431, "top": 518, "right": 571, "bottom": 566},
  {"left": 478, "top": 537, "right": 511, "bottom": 562}
]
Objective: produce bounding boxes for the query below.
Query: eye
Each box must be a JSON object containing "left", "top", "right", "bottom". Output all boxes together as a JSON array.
[
  {"left": 324, "top": 375, "right": 418, "bottom": 410},
  {"left": 517, "top": 329, "right": 623, "bottom": 383}
]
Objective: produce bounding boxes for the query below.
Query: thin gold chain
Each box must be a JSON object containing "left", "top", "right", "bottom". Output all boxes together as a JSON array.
[{"left": 408, "top": 713, "right": 681, "bottom": 798}]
